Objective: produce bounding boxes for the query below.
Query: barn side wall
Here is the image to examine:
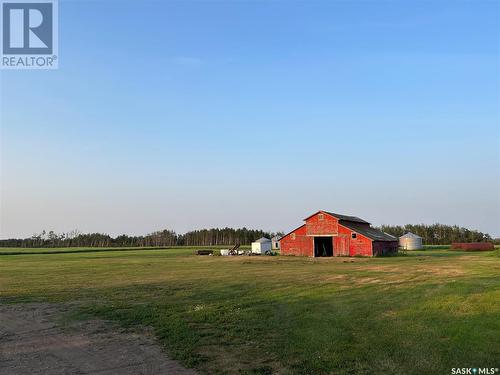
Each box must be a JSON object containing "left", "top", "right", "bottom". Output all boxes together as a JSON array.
[
  {"left": 280, "top": 225, "right": 313, "bottom": 256},
  {"left": 372, "top": 241, "right": 399, "bottom": 256},
  {"left": 336, "top": 224, "right": 373, "bottom": 256}
]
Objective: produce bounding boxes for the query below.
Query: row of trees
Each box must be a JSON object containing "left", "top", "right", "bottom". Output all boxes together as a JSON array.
[
  {"left": 0, "top": 228, "right": 279, "bottom": 248},
  {"left": 0, "top": 224, "right": 494, "bottom": 248},
  {"left": 179, "top": 228, "right": 280, "bottom": 246},
  {"left": 377, "top": 223, "right": 492, "bottom": 245}
]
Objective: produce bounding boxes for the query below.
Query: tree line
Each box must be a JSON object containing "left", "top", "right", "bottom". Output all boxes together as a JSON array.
[
  {"left": 179, "top": 228, "right": 280, "bottom": 246},
  {"left": 377, "top": 223, "right": 493, "bottom": 245},
  {"left": 0, "top": 228, "right": 280, "bottom": 248},
  {"left": 0, "top": 224, "right": 494, "bottom": 248}
]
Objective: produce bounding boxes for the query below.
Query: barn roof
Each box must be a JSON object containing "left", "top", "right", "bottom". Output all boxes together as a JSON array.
[
  {"left": 340, "top": 221, "right": 397, "bottom": 241},
  {"left": 304, "top": 210, "right": 370, "bottom": 224},
  {"left": 253, "top": 237, "right": 271, "bottom": 243}
]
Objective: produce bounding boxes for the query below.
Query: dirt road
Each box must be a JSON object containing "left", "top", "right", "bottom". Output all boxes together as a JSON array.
[{"left": 0, "top": 303, "right": 197, "bottom": 375}]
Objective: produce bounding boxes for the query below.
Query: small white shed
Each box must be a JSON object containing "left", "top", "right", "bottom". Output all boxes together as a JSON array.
[
  {"left": 271, "top": 236, "right": 280, "bottom": 250},
  {"left": 251, "top": 237, "right": 272, "bottom": 254},
  {"left": 399, "top": 232, "right": 423, "bottom": 250}
]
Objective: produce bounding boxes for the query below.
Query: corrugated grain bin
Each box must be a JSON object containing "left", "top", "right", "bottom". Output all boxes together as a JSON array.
[{"left": 399, "top": 232, "right": 423, "bottom": 250}]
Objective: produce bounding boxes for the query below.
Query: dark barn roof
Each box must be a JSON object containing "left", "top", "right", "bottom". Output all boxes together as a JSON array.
[
  {"left": 324, "top": 211, "right": 370, "bottom": 224},
  {"left": 340, "top": 221, "right": 397, "bottom": 242},
  {"left": 304, "top": 211, "right": 370, "bottom": 224}
]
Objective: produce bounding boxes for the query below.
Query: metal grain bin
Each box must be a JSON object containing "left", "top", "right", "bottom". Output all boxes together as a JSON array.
[{"left": 399, "top": 232, "right": 423, "bottom": 250}]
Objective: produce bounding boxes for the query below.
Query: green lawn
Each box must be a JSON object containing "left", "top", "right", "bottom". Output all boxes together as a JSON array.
[{"left": 1, "top": 247, "right": 499, "bottom": 374}]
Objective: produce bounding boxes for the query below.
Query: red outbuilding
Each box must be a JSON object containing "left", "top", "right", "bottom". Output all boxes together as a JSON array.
[{"left": 280, "top": 211, "right": 398, "bottom": 257}]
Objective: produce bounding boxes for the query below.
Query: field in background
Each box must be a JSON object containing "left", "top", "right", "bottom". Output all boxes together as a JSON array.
[
  {"left": 1, "top": 247, "right": 499, "bottom": 374},
  {"left": 0, "top": 245, "right": 251, "bottom": 255},
  {"left": 0, "top": 244, "right": 475, "bottom": 255}
]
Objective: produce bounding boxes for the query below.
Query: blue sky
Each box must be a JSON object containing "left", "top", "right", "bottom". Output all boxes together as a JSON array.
[{"left": 1, "top": 0, "right": 499, "bottom": 238}]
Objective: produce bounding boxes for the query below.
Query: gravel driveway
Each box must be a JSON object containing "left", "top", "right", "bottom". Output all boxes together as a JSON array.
[{"left": 0, "top": 303, "right": 197, "bottom": 375}]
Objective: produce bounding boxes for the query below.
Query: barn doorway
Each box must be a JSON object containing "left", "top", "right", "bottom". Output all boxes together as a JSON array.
[{"left": 314, "top": 237, "right": 333, "bottom": 257}]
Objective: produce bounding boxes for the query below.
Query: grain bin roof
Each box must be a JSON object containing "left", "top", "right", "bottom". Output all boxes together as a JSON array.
[
  {"left": 253, "top": 237, "right": 271, "bottom": 243},
  {"left": 341, "top": 221, "right": 397, "bottom": 241},
  {"left": 399, "top": 232, "right": 422, "bottom": 239}
]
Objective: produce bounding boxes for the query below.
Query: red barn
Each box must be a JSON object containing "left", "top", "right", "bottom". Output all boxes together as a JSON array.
[{"left": 280, "top": 211, "right": 398, "bottom": 257}]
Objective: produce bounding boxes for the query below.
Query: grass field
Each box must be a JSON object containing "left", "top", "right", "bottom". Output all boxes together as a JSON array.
[
  {"left": 0, "top": 245, "right": 250, "bottom": 255},
  {"left": 1, "top": 247, "right": 499, "bottom": 374}
]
